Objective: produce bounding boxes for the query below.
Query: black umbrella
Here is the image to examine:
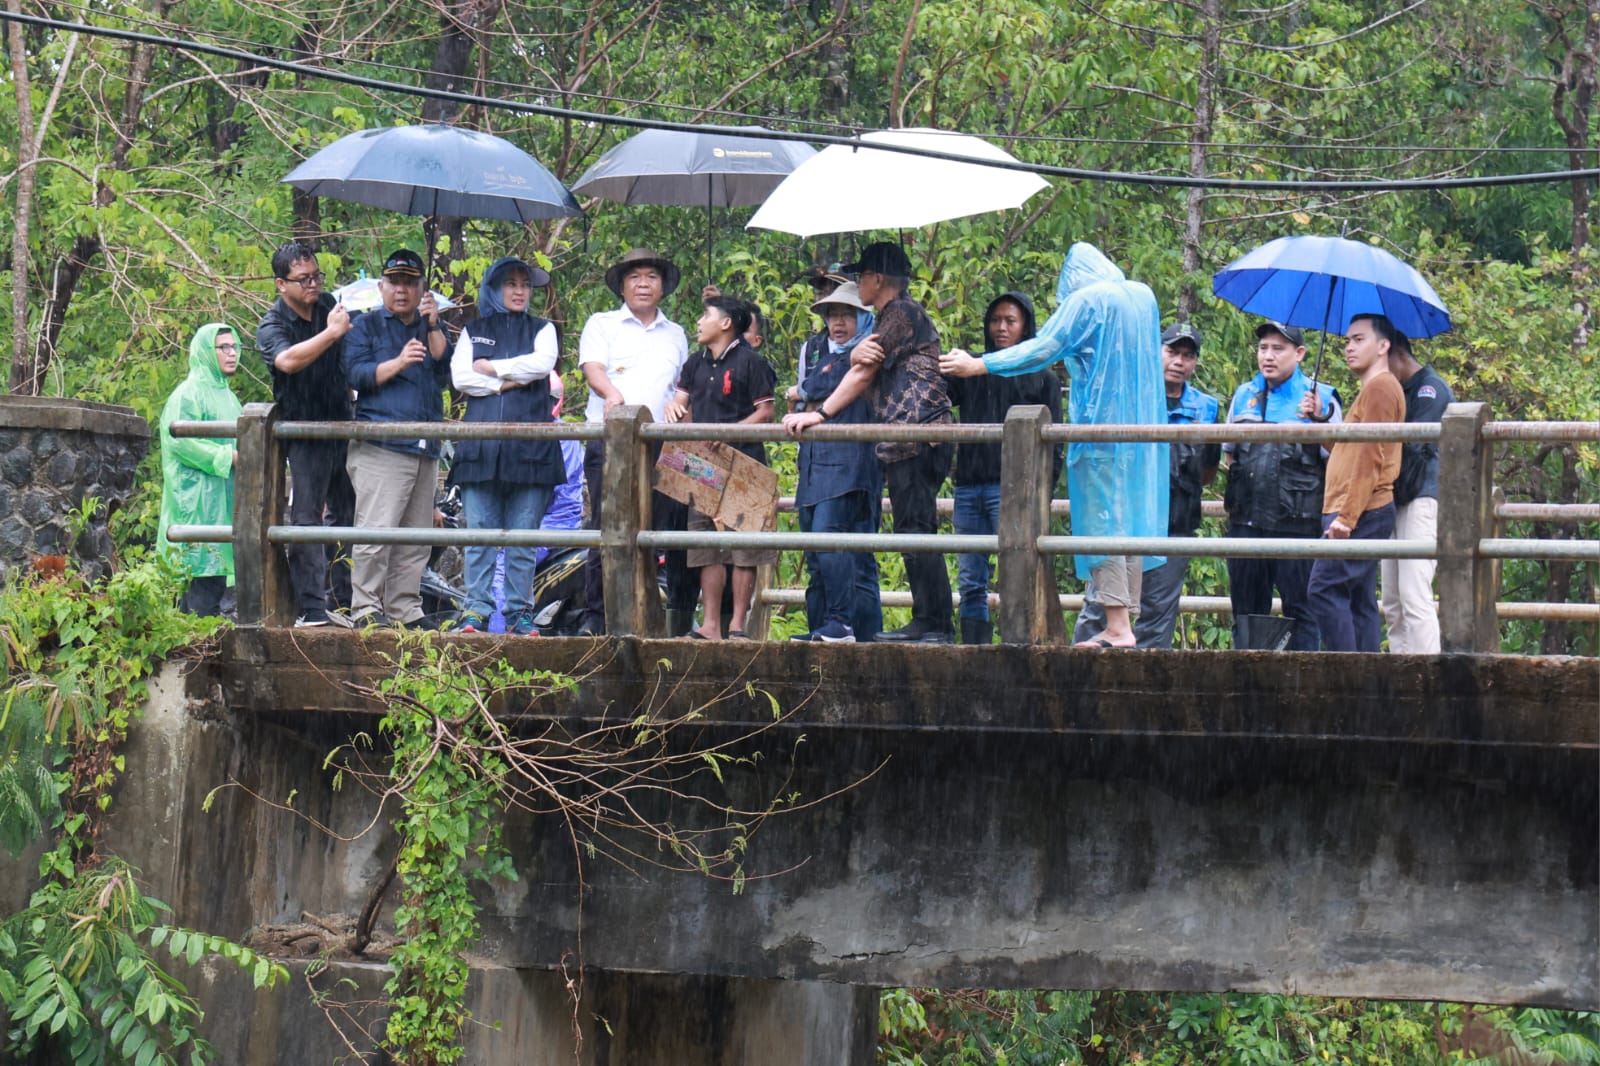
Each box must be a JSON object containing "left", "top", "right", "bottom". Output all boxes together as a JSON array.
[
  {"left": 572, "top": 126, "right": 816, "bottom": 283},
  {"left": 282, "top": 124, "right": 583, "bottom": 273}
]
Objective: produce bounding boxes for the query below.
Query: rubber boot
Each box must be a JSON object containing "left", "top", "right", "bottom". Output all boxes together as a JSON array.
[
  {"left": 665, "top": 607, "right": 696, "bottom": 638},
  {"left": 960, "top": 618, "right": 993, "bottom": 646}
]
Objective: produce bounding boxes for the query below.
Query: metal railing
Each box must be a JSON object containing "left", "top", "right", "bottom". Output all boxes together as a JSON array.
[{"left": 169, "top": 401, "right": 1599, "bottom": 651}]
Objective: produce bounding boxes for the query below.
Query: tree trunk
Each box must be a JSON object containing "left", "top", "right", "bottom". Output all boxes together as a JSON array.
[
  {"left": 7, "top": 0, "right": 38, "bottom": 393},
  {"left": 422, "top": 0, "right": 499, "bottom": 300},
  {"left": 288, "top": 21, "right": 326, "bottom": 249},
  {"left": 1551, "top": 0, "right": 1598, "bottom": 352},
  {"left": 29, "top": 4, "right": 165, "bottom": 390},
  {"left": 1178, "top": 0, "right": 1220, "bottom": 321}
]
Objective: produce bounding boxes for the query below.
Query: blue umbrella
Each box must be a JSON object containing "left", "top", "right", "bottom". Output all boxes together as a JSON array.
[
  {"left": 1213, "top": 234, "right": 1452, "bottom": 387},
  {"left": 283, "top": 124, "right": 582, "bottom": 225}
]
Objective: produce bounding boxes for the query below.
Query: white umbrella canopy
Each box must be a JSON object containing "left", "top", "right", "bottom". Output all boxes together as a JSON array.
[{"left": 745, "top": 127, "right": 1049, "bottom": 238}]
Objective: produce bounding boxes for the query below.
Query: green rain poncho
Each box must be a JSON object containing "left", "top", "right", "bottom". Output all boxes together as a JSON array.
[{"left": 157, "top": 323, "right": 242, "bottom": 580}]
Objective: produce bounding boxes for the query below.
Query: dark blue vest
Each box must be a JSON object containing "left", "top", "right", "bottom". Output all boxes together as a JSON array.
[
  {"left": 452, "top": 313, "right": 565, "bottom": 487},
  {"left": 795, "top": 344, "right": 882, "bottom": 507}
]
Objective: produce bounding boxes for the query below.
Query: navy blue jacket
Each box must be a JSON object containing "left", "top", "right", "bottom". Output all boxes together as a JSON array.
[
  {"left": 453, "top": 312, "right": 565, "bottom": 486},
  {"left": 343, "top": 307, "right": 451, "bottom": 459},
  {"left": 795, "top": 342, "right": 882, "bottom": 507}
]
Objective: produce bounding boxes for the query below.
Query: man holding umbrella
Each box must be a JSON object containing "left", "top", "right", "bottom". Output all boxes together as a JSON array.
[
  {"left": 578, "top": 248, "right": 691, "bottom": 637},
  {"left": 1222, "top": 322, "right": 1342, "bottom": 651},
  {"left": 342, "top": 249, "right": 450, "bottom": 628}
]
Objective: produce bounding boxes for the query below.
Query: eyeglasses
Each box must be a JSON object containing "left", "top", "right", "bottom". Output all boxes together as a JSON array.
[
  {"left": 215, "top": 343, "right": 240, "bottom": 352},
  {"left": 284, "top": 271, "right": 324, "bottom": 287}
]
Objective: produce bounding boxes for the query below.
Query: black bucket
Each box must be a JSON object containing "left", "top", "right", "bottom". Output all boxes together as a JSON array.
[{"left": 1234, "top": 613, "right": 1294, "bottom": 651}]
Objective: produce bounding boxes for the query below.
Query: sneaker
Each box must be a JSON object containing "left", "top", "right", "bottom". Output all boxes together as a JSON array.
[
  {"left": 918, "top": 629, "right": 955, "bottom": 645},
  {"left": 449, "top": 611, "right": 488, "bottom": 634},
  {"left": 350, "top": 610, "right": 390, "bottom": 629},
  {"left": 294, "top": 609, "right": 331, "bottom": 628},
  {"left": 509, "top": 610, "right": 540, "bottom": 637},
  {"left": 816, "top": 621, "right": 856, "bottom": 643},
  {"left": 790, "top": 622, "right": 856, "bottom": 643},
  {"left": 875, "top": 620, "right": 930, "bottom": 642},
  {"left": 325, "top": 607, "right": 356, "bottom": 629}
]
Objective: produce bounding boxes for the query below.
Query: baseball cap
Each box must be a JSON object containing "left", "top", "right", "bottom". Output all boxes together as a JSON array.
[
  {"left": 800, "top": 263, "right": 855, "bottom": 290},
  {"left": 382, "top": 249, "right": 423, "bottom": 278},
  {"left": 1162, "top": 322, "right": 1203, "bottom": 350},
  {"left": 843, "top": 241, "right": 912, "bottom": 278},
  {"left": 1254, "top": 320, "right": 1305, "bottom": 346}
]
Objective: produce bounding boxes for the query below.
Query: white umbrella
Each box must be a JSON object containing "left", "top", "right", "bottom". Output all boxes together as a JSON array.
[
  {"left": 331, "top": 275, "right": 456, "bottom": 314},
  {"left": 745, "top": 127, "right": 1048, "bottom": 238}
]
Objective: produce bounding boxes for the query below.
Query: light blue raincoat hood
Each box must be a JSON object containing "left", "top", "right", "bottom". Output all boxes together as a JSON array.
[{"left": 984, "top": 242, "right": 1168, "bottom": 578}]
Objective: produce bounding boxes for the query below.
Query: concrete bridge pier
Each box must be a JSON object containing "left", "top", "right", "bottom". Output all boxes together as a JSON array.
[
  {"left": 181, "top": 959, "right": 875, "bottom": 1065},
  {"left": 61, "top": 662, "right": 877, "bottom": 1065}
]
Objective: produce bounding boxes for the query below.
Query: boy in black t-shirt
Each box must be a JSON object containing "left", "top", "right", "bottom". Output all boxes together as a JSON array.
[{"left": 667, "top": 296, "right": 777, "bottom": 640}]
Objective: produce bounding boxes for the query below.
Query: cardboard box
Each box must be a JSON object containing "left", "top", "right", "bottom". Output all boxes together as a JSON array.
[{"left": 654, "top": 440, "right": 778, "bottom": 532}]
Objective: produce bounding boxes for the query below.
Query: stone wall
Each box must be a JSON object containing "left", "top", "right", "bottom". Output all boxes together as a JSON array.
[{"left": 0, "top": 395, "right": 149, "bottom": 581}]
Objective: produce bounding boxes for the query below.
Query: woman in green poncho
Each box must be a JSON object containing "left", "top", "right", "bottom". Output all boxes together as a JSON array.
[{"left": 157, "top": 323, "right": 242, "bottom": 615}]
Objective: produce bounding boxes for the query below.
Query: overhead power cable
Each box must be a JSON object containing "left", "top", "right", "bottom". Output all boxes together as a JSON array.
[
  {"left": 45, "top": 0, "right": 1581, "bottom": 156},
  {"left": 2, "top": 9, "right": 1596, "bottom": 193}
]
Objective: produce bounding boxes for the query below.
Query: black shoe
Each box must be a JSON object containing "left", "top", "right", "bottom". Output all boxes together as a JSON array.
[
  {"left": 875, "top": 620, "right": 930, "bottom": 642},
  {"left": 576, "top": 613, "right": 605, "bottom": 637},
  {"left": 959, "top": 618, "right": 993, "bottom": 645},
  {"left": 919, "top": 630, "right": 955, "bottom": 644}
]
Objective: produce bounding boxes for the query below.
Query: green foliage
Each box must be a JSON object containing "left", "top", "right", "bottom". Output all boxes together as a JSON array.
[
  {"left": 0, "top": 861, "right": 287, "bottom": 1066},
  {"left": 877, "top": 990, "right": 1600, "bottom": 1066},
  {"left": 0, "top": 551, "right": 283, "bottom": 1064},
  {"left": 370, "top": 641, "right": 523, "bottom": 1065}
]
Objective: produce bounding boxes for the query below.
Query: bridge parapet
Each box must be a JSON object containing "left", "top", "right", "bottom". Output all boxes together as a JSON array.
[{"left": 168, "top": 402, "right": 1600, "bottom": 651}]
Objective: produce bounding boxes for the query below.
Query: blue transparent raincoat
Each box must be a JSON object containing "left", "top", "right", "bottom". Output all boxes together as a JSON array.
[{"left": 984, "top": 243, "right": 1168, "bottom": 579}]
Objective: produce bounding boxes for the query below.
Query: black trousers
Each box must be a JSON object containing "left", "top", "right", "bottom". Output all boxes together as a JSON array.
[
  {"left": 883, "top": 444, "right": 953, "bottom": 633},
  {"left": 180, "top": 575, "right": 230, "bottom": 617},
  {"left": 285, "top": 439, "right": 355, "bottom": 612},
  {"left": 582, "top": 437, "right": 694, "bottom": 626},
  {"left": 1226, "top": 524, "right": 1320, "bottom": 651}
]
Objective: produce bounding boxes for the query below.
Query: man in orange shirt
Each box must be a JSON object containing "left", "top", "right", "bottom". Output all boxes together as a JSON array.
[{"left": 1305, "top": 313, "right": 1407, "bottom": 651}]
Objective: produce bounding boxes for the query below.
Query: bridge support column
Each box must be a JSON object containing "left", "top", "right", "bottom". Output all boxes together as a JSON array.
[
  {"left": 601, "top": 404, "right": 664, "bottom": 638},
  {"left": 234, "top": 402, "right": 291, "bottom": 627},
  {"left": 1436, "top": 402, "right": 1498, "bottom": 653},
  {"left": 491, "top": 971, "right": 879, "bottom": 1066},
  {"left": 998, "top": 405, "right": 1064, "bottom": 644}
]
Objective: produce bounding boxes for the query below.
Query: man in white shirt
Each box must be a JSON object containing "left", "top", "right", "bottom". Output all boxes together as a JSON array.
[{"left": 578, "top": 248, "right": 690, "bottom": 635}]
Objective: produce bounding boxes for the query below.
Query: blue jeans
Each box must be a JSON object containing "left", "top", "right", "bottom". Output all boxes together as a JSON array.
[
  {"left": 799, "top": 490, "right": 882, "bottom": 637},
  {"left": 953, "top": 482, "right": 1002, "bottom": 621},
  {"left": 1308, "top": 504, "right": 1396, "bottom": 652},
  {"left": 461, "top": 482, "right": 553, "bottom": 618}
]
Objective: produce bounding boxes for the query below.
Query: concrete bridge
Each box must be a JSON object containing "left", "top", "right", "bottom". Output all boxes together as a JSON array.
[
  {"left": 93, "top": 627, "right": 1597, "bottom": 1064},
  {"left": 133, "top": 401, "right": 1600, "bottom": 1061}
]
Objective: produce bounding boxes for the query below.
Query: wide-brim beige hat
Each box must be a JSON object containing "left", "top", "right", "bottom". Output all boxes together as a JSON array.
[{"left": 811, "top": 280, "right": 870, "bottom": 314}]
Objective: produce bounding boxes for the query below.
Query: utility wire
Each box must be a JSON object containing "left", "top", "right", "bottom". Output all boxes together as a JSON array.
[
  {"left": 56, "top": 0, "right": 1589, "bottom": 156},
  {"left": 2, "top": 8, "right": 1596, "bottom": 193}
]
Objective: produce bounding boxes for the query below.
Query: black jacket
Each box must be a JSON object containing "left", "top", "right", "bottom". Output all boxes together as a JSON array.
[{"left": 947, "top": 291, "right": 1064, "bottom": 486}]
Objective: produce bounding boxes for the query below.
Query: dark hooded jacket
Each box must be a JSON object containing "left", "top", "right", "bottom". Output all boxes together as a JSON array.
[{"left": 946, "top": 291, "right": 1064, "bottom": 486}]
